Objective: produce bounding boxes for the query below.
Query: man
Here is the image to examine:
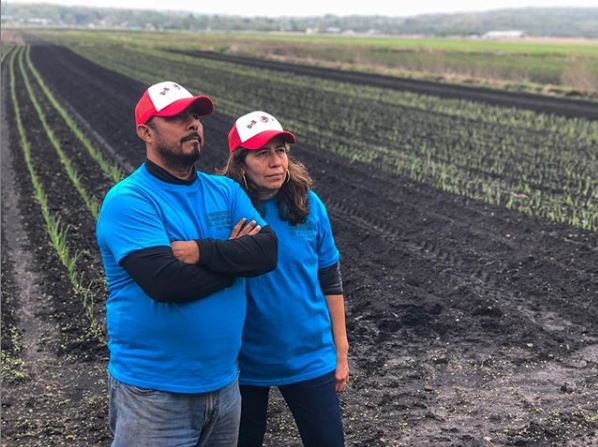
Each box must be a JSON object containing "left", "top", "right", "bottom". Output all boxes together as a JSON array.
[{"left": 96, "top": 81, "right": 277, "bottom": 446}]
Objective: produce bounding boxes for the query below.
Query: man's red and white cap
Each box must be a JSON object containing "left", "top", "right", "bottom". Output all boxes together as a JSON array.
[
  {"left": 228, "top": 111, "right": 296, "bottom": 153},
  {"left": 135, "top": 81, "right": 214, "bottom": 125}
]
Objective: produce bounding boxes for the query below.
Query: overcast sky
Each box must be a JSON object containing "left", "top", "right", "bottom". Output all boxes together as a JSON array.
[{"left": 4, "top": 0, "right": 597, "bottom": 17}]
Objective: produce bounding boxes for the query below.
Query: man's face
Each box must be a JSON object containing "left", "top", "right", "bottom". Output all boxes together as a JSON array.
[{"left": 147, "top": 109, "right": 205, "bottom": 169}]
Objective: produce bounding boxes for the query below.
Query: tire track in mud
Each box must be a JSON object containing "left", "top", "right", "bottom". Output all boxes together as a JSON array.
[
  {"left": 303, "top": 148, "right": 598, "bottom": 279},
  {"left": 303, "top": 143, "right": 598, "bottom": 298},
  {"left": 325, "top": 198, "right": 476, "bottom": 284},
  {"left": 25, "top": 43, "right": 598, "bottom": 446},
  {"left": 297, "top": 142, "right": 597, "bottom": 329},
  {"left": 323, "top": 176, "right": 597, "bottom": 293},
  {"left": 325, "top": 195, "right": 555, "bottom": 355}
]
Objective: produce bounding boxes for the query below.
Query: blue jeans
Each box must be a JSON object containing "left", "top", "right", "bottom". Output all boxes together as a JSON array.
[
  {"left": 238, "top": 371, "right": 344, "bottom": 447},
  {"left": 109, "top": 374, "right": 241, "bottom": 447}
]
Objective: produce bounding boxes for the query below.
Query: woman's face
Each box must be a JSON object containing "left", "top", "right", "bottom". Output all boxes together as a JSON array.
[{"left": 243, "top": 136, "right": 290, "bottom": 198}]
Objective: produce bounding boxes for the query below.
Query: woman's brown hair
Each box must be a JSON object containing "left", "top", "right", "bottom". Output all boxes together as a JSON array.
[{"left": 218, "top": 146, "right": 312, "bottom": 225}]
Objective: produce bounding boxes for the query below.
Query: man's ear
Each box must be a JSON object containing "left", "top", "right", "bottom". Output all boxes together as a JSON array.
[{"left": 136, "top": 124, "right": 153, "bottom": 143}]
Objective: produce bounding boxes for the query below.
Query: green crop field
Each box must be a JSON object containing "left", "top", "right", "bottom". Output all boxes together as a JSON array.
[
  {"left": 12, "top": 29, "right": 598, "bottom": 231},
  {"left": 23, "top": 29, "right": 598, "bottom": 97}
]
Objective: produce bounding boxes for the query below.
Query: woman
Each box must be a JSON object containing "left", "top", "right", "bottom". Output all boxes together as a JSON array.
[{"left": 223, "top": 111, "right": 349, "bottom": 447}]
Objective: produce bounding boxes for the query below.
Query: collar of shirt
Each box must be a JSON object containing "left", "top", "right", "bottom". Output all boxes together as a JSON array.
[{"left": 145, "top": 159, "right": 197, "bottom": 185}]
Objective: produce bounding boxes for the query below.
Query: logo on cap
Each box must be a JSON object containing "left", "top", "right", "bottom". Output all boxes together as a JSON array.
[
  {"left": 134, "top": 81, "right": 214, "bottom": 126},
  {"left": 228, "top": 110, "right": 296, "bottom": 153}
]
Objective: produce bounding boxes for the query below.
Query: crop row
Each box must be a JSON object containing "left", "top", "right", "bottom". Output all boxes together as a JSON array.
[
  {"left": 1, "top": 44, "right": 15, "bottom": 64},
  {"left": 55, "top": 41, "right": 598, "bottom": 230},
  {"left": 6, "top": 45, "right": 123, "bottom": 339}
]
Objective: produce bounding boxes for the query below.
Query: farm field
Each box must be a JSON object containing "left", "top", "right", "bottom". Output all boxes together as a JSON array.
[
  {"left": 25, "top": 29, "right": 598, "bottom": 99},
  {"left": 1, "top": 32, "right": 598, "bottom": 447}
]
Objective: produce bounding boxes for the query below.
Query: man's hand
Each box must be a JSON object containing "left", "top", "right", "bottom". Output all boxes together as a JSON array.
[
  {"left": 171, "top": 240, "right": 200, "bottom": 264},
  {"left": 229, "top": 218, "right": 262, "bottom": 239},
  {"left": 171, "top": 218, "right": 262, "bottom": 263}
]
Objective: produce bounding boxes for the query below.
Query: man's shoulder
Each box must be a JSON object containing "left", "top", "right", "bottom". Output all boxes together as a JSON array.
[
  {"left": 101, "top": 168, "right": 152, "bottom": 206},
  {"left": 197, "top": 171, "right": 240, "bottom": 191}
]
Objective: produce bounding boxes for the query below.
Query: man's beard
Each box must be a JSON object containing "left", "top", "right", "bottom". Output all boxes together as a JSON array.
[{"left": 156, "top": 141, "right": 200, "bottom": 172}]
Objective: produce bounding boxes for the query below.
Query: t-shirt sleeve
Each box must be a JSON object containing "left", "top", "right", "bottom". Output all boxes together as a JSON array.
[
  {"left": 312, "top": 192, "right": 340, "bottom": 268},
  {"left": 97, "top": 191, "right": 170, "bottom": 264},
  {"left": 230, "top": 181, "right": 268, "bottom": 228}
]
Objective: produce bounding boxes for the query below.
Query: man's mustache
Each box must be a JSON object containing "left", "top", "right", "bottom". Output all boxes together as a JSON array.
[{"left": 181, "top": 132, "right": 202, "bottom": 144}]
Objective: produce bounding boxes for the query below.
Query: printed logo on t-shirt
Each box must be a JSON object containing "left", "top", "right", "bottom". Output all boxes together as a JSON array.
[
  {"left": 289, "top": 221, "right": 317, "bottom": 240},
  {"left": 205, "top": 210, "right": 229, "bottom": 229}
]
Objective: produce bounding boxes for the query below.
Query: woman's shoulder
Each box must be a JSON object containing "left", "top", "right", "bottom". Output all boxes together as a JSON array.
[
  {"left": 306, "top": 190, "right": 332, "bottom": 221},
  {"left": 307, "top": 189, "right": 322, "bottom": 203},
  {"left": 307, "top": 189, "right": 327, "bottom": 208}
]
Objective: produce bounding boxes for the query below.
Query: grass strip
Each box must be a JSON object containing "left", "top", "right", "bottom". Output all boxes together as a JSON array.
[
  {"left": 9, "top": 46, "right": 102, "bottom": 338},
  {"left": 1, "top": 44, "right": 16, "bottom": 65},
  {"left": 18, "top": 46, "right": 100, "bottom": 219}
]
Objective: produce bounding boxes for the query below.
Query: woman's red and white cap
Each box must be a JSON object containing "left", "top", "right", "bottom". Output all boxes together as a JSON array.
[
  {"left": 228, "top": 111, "right": 296, "bottom": 153},
  {"left": 135, "top": 81, "right": 214, "bottom": 125}
]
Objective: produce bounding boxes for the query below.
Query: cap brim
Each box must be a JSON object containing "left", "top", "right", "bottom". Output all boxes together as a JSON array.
[
  {"left": 155, "top": 95, "right": 214, "bottom": 119},
  {"left": 240, "top": 130, "right": 296, "bottom": 150}
]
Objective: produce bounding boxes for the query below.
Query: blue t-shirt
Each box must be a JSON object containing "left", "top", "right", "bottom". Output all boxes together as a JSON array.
[
  {"left": 239, "top": 191, "right": 340, "bottom": 386},
  {"left": 96, "top": 164, "right": 266, "bottom": 393}
]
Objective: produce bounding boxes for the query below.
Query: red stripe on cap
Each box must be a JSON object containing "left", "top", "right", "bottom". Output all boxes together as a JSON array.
[{"left": 228, "top": 128, "right": 296, "bottom": 153}]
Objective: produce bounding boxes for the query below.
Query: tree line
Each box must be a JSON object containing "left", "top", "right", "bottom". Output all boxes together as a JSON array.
[{"left": 2, "top": 4, "right": 598, "bottom": 38}]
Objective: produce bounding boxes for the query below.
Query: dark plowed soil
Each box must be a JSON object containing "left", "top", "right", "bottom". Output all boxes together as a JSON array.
[
  {"left": 1, "top": 43, "right": 596, "bottom": 446},
  {"left": 170, "top": 49, "right": 598, "bottom": 121}
]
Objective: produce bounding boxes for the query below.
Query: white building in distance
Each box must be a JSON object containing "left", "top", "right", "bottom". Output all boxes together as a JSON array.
[{"left": 482, "top": 30, "right": 526, "bottom": 39}]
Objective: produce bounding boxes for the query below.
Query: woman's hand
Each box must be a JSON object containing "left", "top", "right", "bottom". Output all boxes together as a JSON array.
[
  {"left": 171, "top": 240, "right": 200, "bottom": 264},
  {"left": 229, "top": 218, "right": 261, "bottom": 239},
  {"left": 335, "top": 355, "right": 350, "bottom": 392}
]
